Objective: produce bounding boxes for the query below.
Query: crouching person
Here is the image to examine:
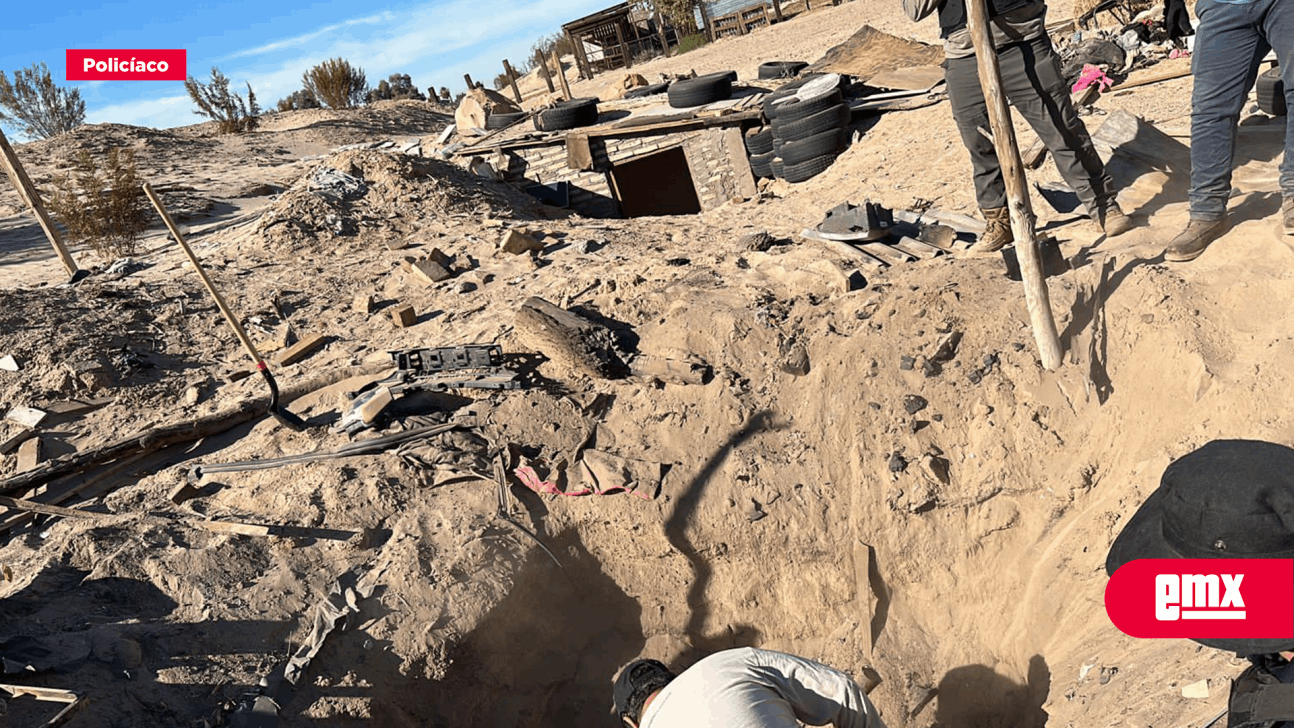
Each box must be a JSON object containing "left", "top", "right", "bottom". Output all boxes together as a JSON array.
[
  {"left": 903, "top": 0, "right": 1131, "bottom": 251},
  {"left": 613, "top": 647, "right": 886, "bottom": 728}
]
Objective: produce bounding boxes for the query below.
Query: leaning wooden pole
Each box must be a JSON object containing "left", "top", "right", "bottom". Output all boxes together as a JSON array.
[
  {"left": 552, "top": 50, "right": 573, "bottom": 100},
  {"left": 965, "top": 0, "right": 1063, "bottom": 370},
  {"left": 0, "top": 128, "right": 79, "bottom": 277},
  {"left": 502, "top": 59, "right": 523, "bottom": 104}
]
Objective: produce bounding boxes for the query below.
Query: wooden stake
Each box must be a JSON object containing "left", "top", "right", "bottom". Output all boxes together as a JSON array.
[
  {"left": 653, "top": 0, "right": 671, "bottom": 54},
  {"left": 502, "top": 59, "right": 523, "bottom": 104},
  {"left": 0, "top": 127, "right": 79, "bottom": 277},
  {"left": 553, "top": 50, "right": 573, "bottom": 100},
  {"left": 536, "top": 54, "right": 556, "bottom": 93},
  {"left": 615, "top": 21, "right": 633, "bottom": 69},
  {"left": 965, "top": 0, "right": 1062, "bottom": 370},
  {"left": 699, "top": 2, "right": 715, "bottom": 42},
  {"left": 464, "top": 73, "right": 476, "bottom": 92}
]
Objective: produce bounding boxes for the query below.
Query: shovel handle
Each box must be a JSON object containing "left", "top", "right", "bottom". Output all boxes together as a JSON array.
[{"left": 142, "top": 182, "right": 265, "bottom": 368}]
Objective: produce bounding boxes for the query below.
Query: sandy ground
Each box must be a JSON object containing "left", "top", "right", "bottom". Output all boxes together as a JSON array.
[{"left": 0, "top": 2, "right": 1289, "bottom": 727}]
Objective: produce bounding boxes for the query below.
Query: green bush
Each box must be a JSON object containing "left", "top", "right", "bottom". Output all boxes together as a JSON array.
[
  {"left": 46, "top": 148, "right": 148, "bottom": 260},
  {"left": 0, "top": 61, "right": 86, "bottom": 140},
  {"left": 276, "top": 89, "right": 321, "bottom": 112},
  {"left": 303, "top": 58, "right": 367, "bottom": 109},
  {"left": 675, "top": 33, "right": 709, "bottom": 55},
  {"left": 185, "top": 67, "right": 260, "bottom": 134}
]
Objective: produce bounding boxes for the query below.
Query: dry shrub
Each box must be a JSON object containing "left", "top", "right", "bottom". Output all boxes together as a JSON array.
[
  {"left": 302, "top": 58, "right": 368, "bottom": 109},
  {"left": 46, "top": 148, "right": 148, "bottom": 259},
  {"left": 185, "top": 67, "right": 260, "bottom": 134},
  {"left": 0, "top": 61, "right": 86, "bottom": 140}
]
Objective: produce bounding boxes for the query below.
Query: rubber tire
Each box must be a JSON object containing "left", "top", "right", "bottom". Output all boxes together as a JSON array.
[
  {"left": 533, "top": 98, "right": 599, "bottom": 131},
  {"left": 778, "top": 126, "right": 848, "bottom": 166},
  {"left": 761, "top": 74, "right": 823, "bottom": 112},
  {"left": 750, "top": 150, "right": 776, "bottom": 178},
  {"left": 766, "top": 89, "right": 844, "bottom": 123},
  {"left": 668, "top": 75, "right": 733, "bottom": 108},
  {"left": 625, "top": 82, "right": 669, "bottom": 99},
  {"left": 758, "top": 61, "right": 808, "bottom": 80},
  {"left": 745, "top": 127, "right": 775, "bottom": 155},
  {"left": 772, "top": 103, "right": 849, "bottom": 143},
  {"left": 783, "top": 152, "right": 838, "bottom": 183},
  {"left": 1258, "top": 66, "right": 1287, "bottom": 116},
  {"left": 702, "top": 70, "right": 739, "bottom": 83},
  {"left": 486, "top": 111, "right": 525, "bottom": 130},
  {"left": 772, "top": 157, "right": 785, "bottom": 179}
]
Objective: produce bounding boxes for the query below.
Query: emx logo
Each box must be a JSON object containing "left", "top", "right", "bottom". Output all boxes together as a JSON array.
[{"left": 1106, "top": 559, "right": 1294, "bottom": 639}]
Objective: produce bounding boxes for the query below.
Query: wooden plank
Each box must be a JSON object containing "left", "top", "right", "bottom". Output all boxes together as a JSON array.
[
  {"left": 860, "top": 242, "right": 915, "bottom": 264},
  {"left": 799, "top": 229, "right": 888, "bottom": 268},
  {"left": 194, "top": 520, "right": 271, "bottom": 537},
  {"left": 0, "top": 452, "right": 149, "bottom": 534},
  {"left": 536, "top": 54, "right": 556, "bottom": 93},
  {"left": 892, "top": 236, "right": 943, "bottom": 259},
  {"left": 0, "top": 495, "right": 99, "bottom": 519},
  {"left": 275, "top": 332, "right": 328, "bottom": 366},
  {"left": 553, "top": 50, "right": 573, "bottom": 100},
  {"left": 7, "top": 405, "right": 48, "bottom": 428},
  {"left": 615, "top": 21, "right": 632, "bottom": 69},
  {"left": 515, "top": 297, "right": 624, "bottom": 379},
  {"left": 0, "top": 128, "right": 79, "bottom": 277},
  {"left": 723, "top": 126, "right": 759, "bottom": 198},
  {"left": 1111, "top": 65, "right": 1192, "bottom": 94},
  {"left": 464, "top": 73, "right": 476, "bottom": 91},
  {"left": 893, "top": 208, "right": 986, "bottom": 235}
]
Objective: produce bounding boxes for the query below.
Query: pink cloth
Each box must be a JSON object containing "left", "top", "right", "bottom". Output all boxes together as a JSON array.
[{"left": 1072, "top": 63, "right": 1115, "bottom": 94}]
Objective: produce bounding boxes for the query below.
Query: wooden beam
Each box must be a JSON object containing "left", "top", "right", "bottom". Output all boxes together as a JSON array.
[
  {"left": 0, "top": 127, "right": 79, "bottom": 277},
  {"left": 698, "top": 2, "right": 715, "bottom": 42},
  {"left": 569, "top": 30, "right": 591, "bottom": 81},
  {"left": 772, "top": 0, "right": 783, "bottom": 21},
  {"left": 536, "top": 54, "right": 556, "bottom": 93},
  {"left": 502, "top": 59, "right": 523, "bottom": 104},
  {"left": 615, "top": 21, "right": 632, "bottom": 68},
  {"left": 464, "top": 73, "right": 476, "bottom": 92},
  {"left": 553, "top": 50, "right": 573, "bottom": 100},
  {"left": 966, "top": 0, "right": 1062, "bottom": 370},
  {"left": 653, "top": 0, "right": 671, "bottom": 54}
]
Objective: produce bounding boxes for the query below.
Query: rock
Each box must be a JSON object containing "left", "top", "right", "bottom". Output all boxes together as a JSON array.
[
  {"left": 607, "top": 72, "right": 650, "bottom": 99},
  {"left": 455, "top": 280, "right": 477, "bottom": 294},
  {"left": 0, "top": 354, "right": 19, "bottom": 372},
  {"left": 184, "top": 385, "right": 202, "bottom": 406},
  {"left": 919, "top": 356, "right": 939, "bottom": 377},
  {"left": 116, "top": 638, "right": 142, "bottom": 668},
  {"left": 902, "top": 394, "right": 928, "bottom": 415},
  {"left": 972, "top": 399, "right": 994, "bottom": 418},
  {"left": 739, "top": 231, "right": 776, "bottom": 251},
  {"left": 1181, "top": 679, "right": 1209, "bottom": 699},
  {"left": 921, "top": 455, "right": 950, "bottom": 486},
  {"left": 745, "top": 499, "right": 766, "bottom": 522},
  {"left": 454, "top": 87, "right": 521, "bottom": 135},
  {"left": 16, "top": 437, "right": 42, "bottom": 472},
  {"left": 402, "top": 256, "right": 453, "bottom": 285},
  {"left": 780, "top": 344, "right": 810, "bottom": 376},
  {"left": 392, "top": 305, "right": 418, "bottom": 328},
  {"left": 499, "top": 229, "right": 543, "bottom": 255},
  {"left": 576, "top": 239, "right": 599, "bottom": 254},
  {"left": 900, "top": 355, "right": 916, "bottom": 371},
  {"left": 353, "top": 293, "right": 377, "bottom": 314},
  {"left": 888, "top": 452, "right": 907, "bottom": 473},
  {"left": 931, "top": 331, "right": 962, "bottom": 362}
]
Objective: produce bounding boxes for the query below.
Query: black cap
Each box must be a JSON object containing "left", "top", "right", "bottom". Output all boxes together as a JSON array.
[
  {"left": 1106, "top": 439, "right": 1294, "bottom": 654},
  {"left": 613, "top": 659, "right": 673, "bottom": 720}
]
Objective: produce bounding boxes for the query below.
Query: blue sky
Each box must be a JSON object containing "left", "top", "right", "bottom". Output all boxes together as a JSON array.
[{"left": 2, "top": 0, "right": 613, "bottom": 136}]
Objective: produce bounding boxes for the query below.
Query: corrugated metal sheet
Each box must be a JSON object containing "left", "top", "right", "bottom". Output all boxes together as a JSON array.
[{"left": 702, "top": 0, "right": 766, "bottom": 19}]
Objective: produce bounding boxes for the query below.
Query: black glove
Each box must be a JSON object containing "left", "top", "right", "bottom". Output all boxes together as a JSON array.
[{"left": 1165, "top": 0, "right": 1194, "bottom": 40}]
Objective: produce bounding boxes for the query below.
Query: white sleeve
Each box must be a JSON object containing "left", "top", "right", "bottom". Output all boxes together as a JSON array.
[{"left": 753, "top": 650, "right": 887, "bottom": 728}]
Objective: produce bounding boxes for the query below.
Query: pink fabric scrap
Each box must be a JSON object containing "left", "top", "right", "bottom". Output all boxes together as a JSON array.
[{"left": 1072, "top": 63, "right": 1115, "bottom": 95}]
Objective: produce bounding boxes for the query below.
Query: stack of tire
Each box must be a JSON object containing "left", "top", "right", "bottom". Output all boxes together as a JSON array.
[
  {"left": 667, "top": 71, "right": 738, "bottom": 108},
  {"left": 533, "top": 97, "right": 600, "bottom": 132},
  {"left": 750, "top": 73, "right": 850, "bottom": 184},
  {"left": 1257, "top": 66, "right": 1286, "bottom": 117}
]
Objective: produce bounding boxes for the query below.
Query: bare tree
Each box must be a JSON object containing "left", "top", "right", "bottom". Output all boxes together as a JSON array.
[{"left": 0, "top": 61, "right": 86, "bottom": 140}]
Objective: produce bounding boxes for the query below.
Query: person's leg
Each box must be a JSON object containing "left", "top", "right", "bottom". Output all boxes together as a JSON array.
[
  {"left": 1188, "top": 0, "right": 1268, "bottom": 221},
  {"left": 1259, "top": 0, "right": 1294, "bottom": 229},
  {"left": 944, "top": 55, "right": 1006, "bottom": 210},
  {"left": 1003, "top": 36, "right": 1116, "bottom": 220}
]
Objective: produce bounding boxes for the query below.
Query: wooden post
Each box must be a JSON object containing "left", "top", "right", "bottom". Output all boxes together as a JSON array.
[
  {"left": 772, "top": 0, "right": 783, "bottom": 21},
  {"left": 536, "top": 54, "right": 556, "bottom": 93},
  {"left": 615, "top": 21, "right": 632, "bottom": 69},
  {"left": 965, "top": 0, "right": 1062, "bottom": 370},
  {"left": 0, "top": 128, "right": 79, "bottom": 277},
  {"left": 553, "top": 50, "right": 573, "bottom": 100},
  {"left": 464, "top": 73, "right": 476, "bottom": 93},
  {"left": 653, "top": 0, "right": 671, "bottom": 54},
  {"left": 502, "top": 59, "right": 523, "bottom": 104},
  {"left": 569, "top": 31, "right": 591, "bottom": 80},
  {"left": 698, "top": 2, "right": 715, "bottom": 41}
]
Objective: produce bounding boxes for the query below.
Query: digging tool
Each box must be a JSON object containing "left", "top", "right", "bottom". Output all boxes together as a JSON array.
[{"left": 142, "top": 182, "right": 307, "bottom": 431}]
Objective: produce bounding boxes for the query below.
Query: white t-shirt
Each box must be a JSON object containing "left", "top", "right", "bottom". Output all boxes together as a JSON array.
[{"left": 640, "top": 647, "right": 886, "bottom": 728}]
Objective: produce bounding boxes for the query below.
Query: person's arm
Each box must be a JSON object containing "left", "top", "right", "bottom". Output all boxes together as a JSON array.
[
  {"left": 902, "top": 0, "right": 942, "bottom": 22},
  {"left": 754, "top": 650, "right": 886, "bottom": 728}
]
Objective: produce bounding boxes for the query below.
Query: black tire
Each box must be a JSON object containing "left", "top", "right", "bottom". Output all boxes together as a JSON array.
[
  {"left": 749, "top": 150, "right": 775, "bottom": 178},
  {"left": 625, "top": 82, "right": 669, "bottom": 99},
  {"left": 745, "top": 127, "right": 774, "bottom": 155},
  {"left": 772, "top": 103, "right": 849, "bottom": 143},
  {"left": 758, "top": 61, "right": 809, "bottom": 80},
  {"left": 1258, "top": 66, "right": 1287, "bottom": 116},
  {"left": 702, "top": 70, "right": 739, "bottom": 83},
  {"left": 486, "top": 111, "right": 525, "bottom": 130},
  {"left": 778, "top": 126, "right": 848, "bottom": 166},
  {"left": 783, "top": 152, "right": 838, "bottom": 183},
  {"left": 766, "top": 89, "right": 843, "bottom": 123},
  {"left": 533, "top": 97, "right": 599, "bottom": 132},
  {"left": 668, "top": 75, "right": 733, "bottom": 108},
  {"left": 772, "top": 157, "right": 785, "bottom": 179}
]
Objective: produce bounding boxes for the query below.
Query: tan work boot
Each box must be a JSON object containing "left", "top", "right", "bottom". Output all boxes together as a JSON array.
[
  {"left": 1283, "top": 197, "right": 1294, "bottom": 235},
  {"left": 971, "top": 206, "right": 1013, "bottom": 253},
  {"left": 1164, "top": 217, "right": 1226, "bottom": 262},
  {"left": 1098, "top": 201, "right": 1133, "bottom": 237}
]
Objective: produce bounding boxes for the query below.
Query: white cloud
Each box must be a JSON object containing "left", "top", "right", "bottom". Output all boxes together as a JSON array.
[{"left": 220, "top": 11, "right": 398, "bottom": 60}]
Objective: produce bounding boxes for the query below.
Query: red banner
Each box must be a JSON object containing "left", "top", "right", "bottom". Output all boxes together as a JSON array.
[
  {"left": 66, "top": 49, "right": 186, "bottom": 81},
  {"left": 1106, "top": 558, "right": 1294, "bottom": 639}
]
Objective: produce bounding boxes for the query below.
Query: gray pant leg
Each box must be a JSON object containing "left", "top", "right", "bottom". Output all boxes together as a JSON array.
[
  {"left": 999, "top": 36, "right": 1114, "bottom": 216},
  {"left": 945, "top": 55, "right": 1007, "bottom": 210}
]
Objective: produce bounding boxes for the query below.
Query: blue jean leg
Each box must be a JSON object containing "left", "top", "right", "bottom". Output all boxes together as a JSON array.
[
  {"left": 1189, "top": 0, "right": 1270, "bottom": 220},
  {"left": 1260, "top": 1, "right": 1294, "bottom": 198}
]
